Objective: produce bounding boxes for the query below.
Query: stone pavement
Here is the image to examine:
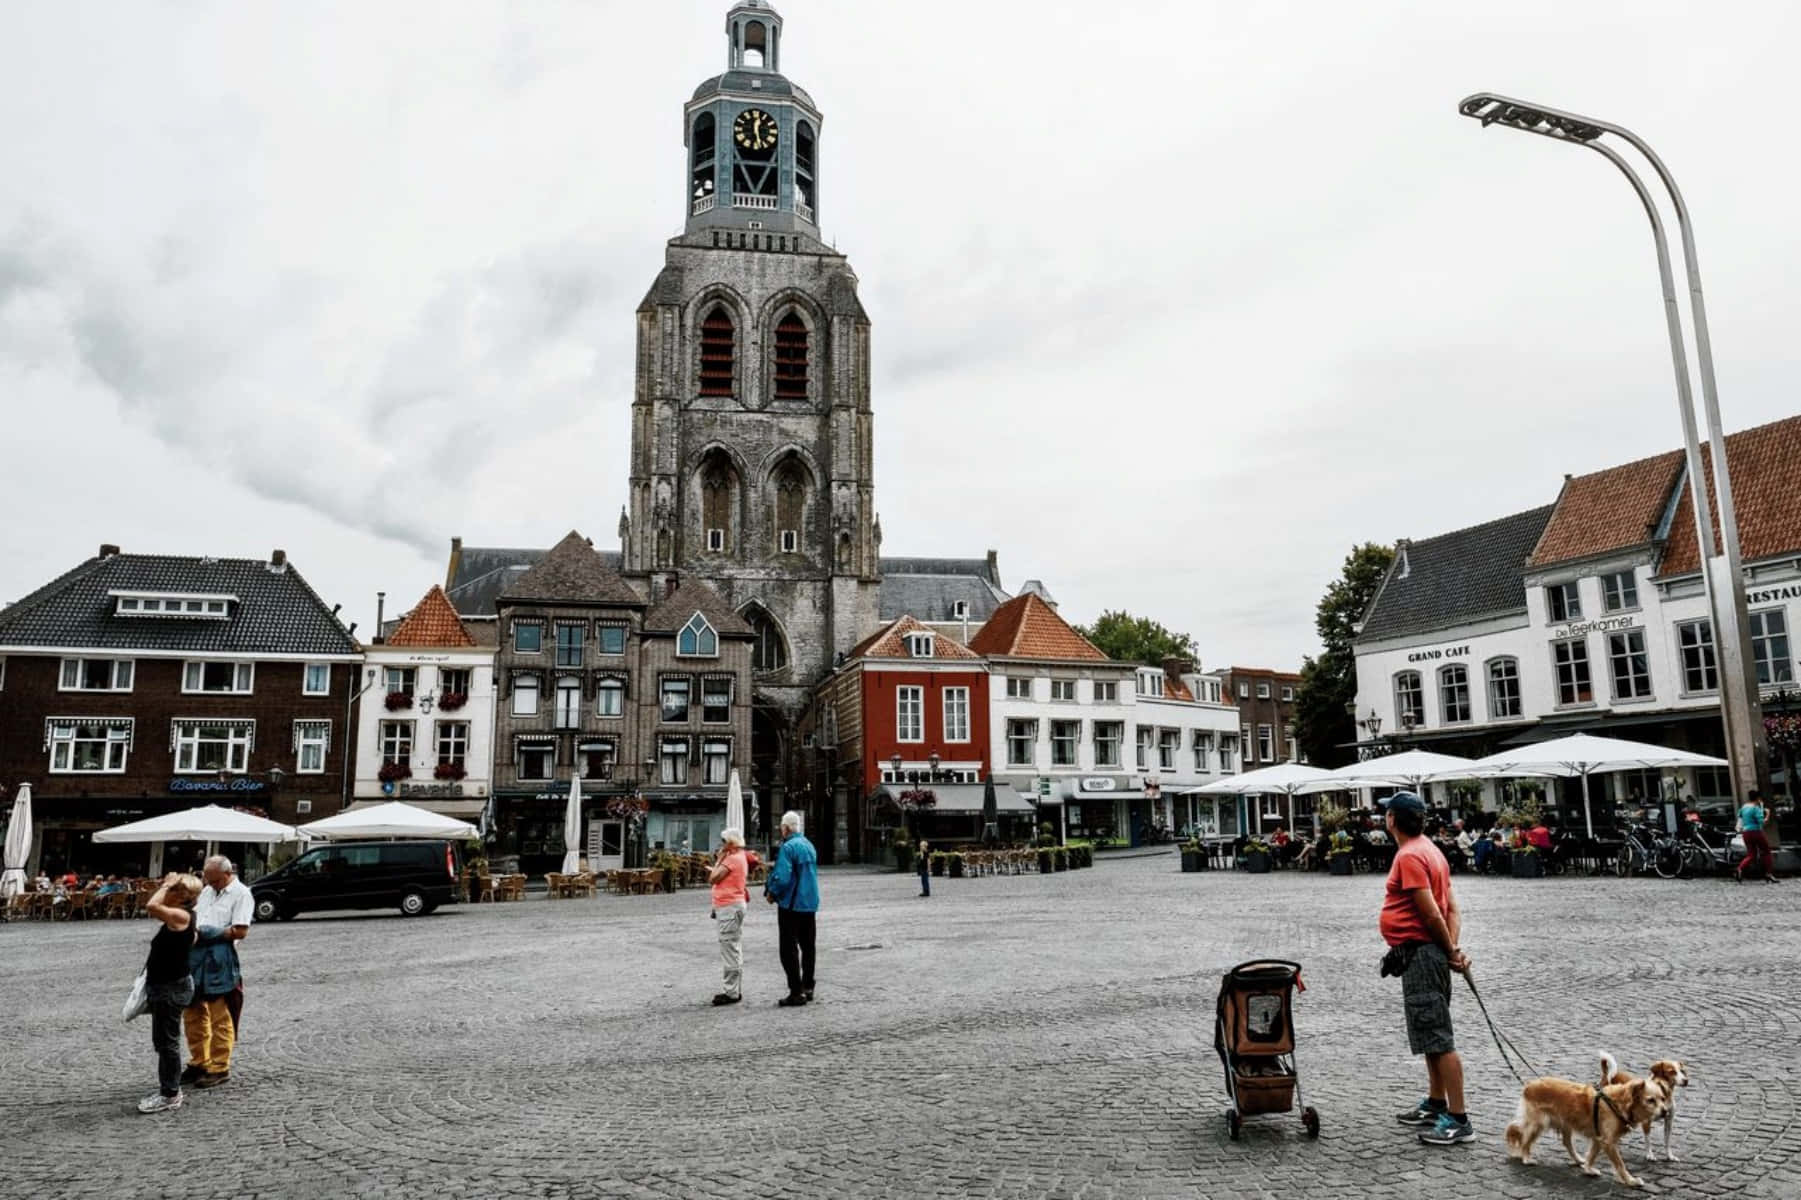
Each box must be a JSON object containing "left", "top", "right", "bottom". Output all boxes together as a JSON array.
[{"left": 4, "top": 855, "right": 1798, "bottom": 1199}]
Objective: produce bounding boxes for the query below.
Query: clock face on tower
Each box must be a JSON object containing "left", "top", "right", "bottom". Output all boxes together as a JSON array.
[{"left": 733, "top": 108, "right": 778, "bottom": 152}]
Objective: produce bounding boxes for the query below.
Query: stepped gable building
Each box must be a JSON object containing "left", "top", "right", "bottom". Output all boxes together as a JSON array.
[
  {"left": 0, "top": 545, "right": 358, "bottom": 876},
  {"left": 444, "top": 4, "right": 1004, "bottom": 853}
]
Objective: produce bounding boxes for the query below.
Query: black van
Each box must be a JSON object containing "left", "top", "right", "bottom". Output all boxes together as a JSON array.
[{"left": 251, "top": 840, "right": 462, "bottom": 920}]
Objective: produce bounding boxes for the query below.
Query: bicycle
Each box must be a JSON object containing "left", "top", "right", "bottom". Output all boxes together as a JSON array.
[
  {"left": 1615, "top": 823, "right": 1683, "bottom": 879},
  {"left": 1675, "top": 821, "right": 1731, "bottom": 878}
]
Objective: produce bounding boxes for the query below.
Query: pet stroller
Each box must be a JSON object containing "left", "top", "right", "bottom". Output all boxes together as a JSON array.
[{"left": 1213, "top": 959, "right": 1318, "bottom": 1140}]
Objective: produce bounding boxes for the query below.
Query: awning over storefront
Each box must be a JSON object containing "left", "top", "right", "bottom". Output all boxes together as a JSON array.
[
  {"left": 874, "top": 784, "right": 1037, "bottom": 814},
  {"left": 1499, "top": 708, "right": 1720, "bottom": 746}
]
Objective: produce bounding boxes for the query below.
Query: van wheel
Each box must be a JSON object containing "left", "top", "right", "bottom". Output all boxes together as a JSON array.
[
  {"left": 399, "top": 889, "right": 428, "bottom": 917},
  {"left": 254, "top": 896, "right": 285, "bottom": 923}
]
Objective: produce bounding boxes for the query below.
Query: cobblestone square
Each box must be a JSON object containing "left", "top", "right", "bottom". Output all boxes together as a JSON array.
[{"left": 4, "top": 854, "right": 1797, "bottom": 1199}]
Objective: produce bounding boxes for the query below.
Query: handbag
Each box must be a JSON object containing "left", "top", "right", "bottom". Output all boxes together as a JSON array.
[{"left": 123, "top": 970, "right": 150, "bottom": 1022}]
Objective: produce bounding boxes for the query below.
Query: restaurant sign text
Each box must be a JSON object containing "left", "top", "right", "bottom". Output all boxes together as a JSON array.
[{"left": 1407, "top": 644, "right": 1470, "bottom": 663}]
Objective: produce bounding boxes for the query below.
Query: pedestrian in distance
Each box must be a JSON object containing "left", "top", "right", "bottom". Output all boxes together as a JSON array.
[
  {"left": 1377, "top": 792, "right": 1475, "bottom": 1147},
  {"left": 1736, "top": 789, "right": 1778, "bottom": 884},
  {"left": 184, "top": 855, "right": 253, "bottom": 1091},
  {"left": 764, "top": 811, "right": 819, "bottom": 1007},
  {"left": 708, "top": 828, "right": 759, "bottom": 1006},
  {"left": 917, "top": 839, "right": 931, "bottom": 898},
  {"left": 138, "top": 873, "right": 201, "bottom": 1114}
]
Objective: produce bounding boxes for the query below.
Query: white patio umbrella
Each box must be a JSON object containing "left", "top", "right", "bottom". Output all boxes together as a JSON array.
[
  {"left": 562, "top": 773, "right": 584, "bottom": 875},
  {"left": 725, "top": 770, "right": 745, "bottom": 836},
  {"left": 2, "top": 783, "right": 32, "bottom": 898},
  {"left": 298, "top": 801, "right": 478, "bottom": 841},
  {"left": 1323, "top": 750, "right": 1481, "bottom": 790},
  {"left": 1440, "top": 733, "right": 1728, "bottom": 840},
  {"left": 93, "top": 803, "right": 299, "bottom": 868},
  {"left": 1195, "top": 762, "right": 1337, "bottom": 835}
]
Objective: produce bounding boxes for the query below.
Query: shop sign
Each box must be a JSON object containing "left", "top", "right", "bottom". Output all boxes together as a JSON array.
[
  {"left": 1406, "top": 644, "right": 1470, "bottom": 663},
  {"left": 1553, "top": 615, "right": 1636, "bottom": 639},
  {"left": 169, "top": 777, "right": 267, "bottom": 794},
  {"left": 1748, "top": 584, "right": 1801, "bottom": 605},
  {"left": 399, "top": 782, "right": 464, "bottom": 798},
  {"left": 1079, "top": 777, "right": 1117, "bottom": 792}
]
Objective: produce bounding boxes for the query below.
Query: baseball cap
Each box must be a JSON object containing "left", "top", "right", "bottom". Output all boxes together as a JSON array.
[{"left": 1375, "top": 791, "right": 1427, "bottom": 815}]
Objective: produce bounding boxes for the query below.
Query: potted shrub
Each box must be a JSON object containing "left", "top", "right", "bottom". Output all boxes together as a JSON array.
[
  {"left": 892, "top": 835, "right": 914, "bottom": 874},
  {"left": 948, "top": 852, "right": 965, "bottom": 879},
  {"left": 1052, "top": 847, "right": 1068, "bottom": 872},
  {"left": 1077, "top": 844, "right": 1093, "bottom": 868},
  {"left": 438, "top": 691, "right": 468, "bottom": 712},
  {"left": 1037, "top": 847, "right": 1053, "bottom": 874},
  {"left": 434, "top": 761, "right": 467, "bottom": 781},
  {"left": 1242, "top": 836, "right": 1273, "bottom": 874},
  {"left": 930, "top": 852, "right": 946, "bottom": 877},
  {"left": 1328, "top": 830, "right": 1355, "bottom": 876},
  {"left": 1511, "top": 844, "right": 1545, "bottom": 878},
  {"left": 384, "top": 691, "right": 412, "bottom": 711},
  {"left": 377, "top": 760, "right": 412, "bottom": 783},
  {"left": 1180, "top": 840, "right": 1204, "bottom": 873}
]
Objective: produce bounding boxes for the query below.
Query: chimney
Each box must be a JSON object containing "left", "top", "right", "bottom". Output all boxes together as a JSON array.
[
  {"left": 1395, "top": 538, "right": 1410, "bottom": 580},
  {"left": 268, "top": 548, "right": 288, "bottom": 572},
  {"left": 374, "top": 591, "right": 386, "bottom": 645},
  {"left": 98, "top": 543, "right": 120, "bottom": 558},
  {"left": 447, "top": 536, "right": 463, "bottom": 590},
  {"left": 985, "top": 549, "right": 1000, "bottom": 585},
  {"left": 1162, "top": 655, "right": 1195, "bottom": 682}
]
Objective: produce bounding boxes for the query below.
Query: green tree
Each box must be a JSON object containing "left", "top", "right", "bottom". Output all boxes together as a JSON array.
[
  {"left": 1077, "top": 610, "right": 1197, "bottom": 667},
  {"left": 1293, "top": 543, "right": 1396, "bottom": 768}
]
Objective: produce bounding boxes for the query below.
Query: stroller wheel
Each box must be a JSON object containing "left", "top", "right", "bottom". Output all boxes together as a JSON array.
[
  {"left": 1302, "top": 1106, "right": 1320, "bottom": 1139},
  {"left": 1226, "top": 1108, "right": 1243, "bottom": 1141}
]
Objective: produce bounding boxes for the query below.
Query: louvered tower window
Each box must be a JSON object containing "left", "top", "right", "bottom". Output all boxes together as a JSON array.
[
  {"left": 773, "top": 312, "right": 808, "bottom": 399},
  {"left": 700, "top": 307, "right": 735, "bottom": 397}
]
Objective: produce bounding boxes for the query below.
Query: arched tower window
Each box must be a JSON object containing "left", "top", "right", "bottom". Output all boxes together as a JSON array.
[
  {"left": 699, "top": 306, "right": 735, "bottom": 397},
  {"left": 743, "top": 603, "right": 788, "bottom": 673},
  {"left": 796, "top": 120, "right": 817, "bottom": 219},
  {"left": 697, "top": 448, "right": 740, "bottom": 555},
  {"left": 769, "top": 455, "right": 812, "bottom": 556},
  {"left": 690, "top": 113, "right": 717, "bottom": 211},
  {"left": 742, "top": 20, "right": 767, "bottom": 68},
  {"left": 773, "top": 312, "right": 809, "bottom": 400}
]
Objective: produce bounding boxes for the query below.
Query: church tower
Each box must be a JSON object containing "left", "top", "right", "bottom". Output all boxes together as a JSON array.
[{"left": 625, "top": 1, "right": 880, "bottom": 812}]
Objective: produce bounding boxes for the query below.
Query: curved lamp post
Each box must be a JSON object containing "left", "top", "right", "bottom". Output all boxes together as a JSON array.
[{"left": 1458, "top": 93, "right": 1769, "bottom": 801}]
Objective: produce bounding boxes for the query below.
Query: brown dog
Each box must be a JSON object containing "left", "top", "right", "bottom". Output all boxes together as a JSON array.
[
  {"left": 1504, "top": 1054, "right": 1669, "bottom": 1188},
  {"left": 1601, "top": 1053, "right": 1690, "bottom": 1162}
]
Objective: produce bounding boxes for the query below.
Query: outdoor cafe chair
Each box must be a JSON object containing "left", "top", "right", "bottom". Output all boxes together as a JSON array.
[
  {"left": 570, "top": 872, "right": 598, "bottom": 899},
  {"left": 545, "top": 872, "right": 567, "bottom": 899}
]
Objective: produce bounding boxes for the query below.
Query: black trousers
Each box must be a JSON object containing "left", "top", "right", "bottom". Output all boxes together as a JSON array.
[
  {"left": 777, "top": 907, "right": 816, "bottom": 996},
  {"left": 148, "top": 977, "right": 194, "bottom": 1096}
]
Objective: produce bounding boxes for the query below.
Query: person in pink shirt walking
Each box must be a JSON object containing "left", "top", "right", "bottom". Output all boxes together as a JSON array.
[{"left": 708, "top": 829, "right": 760, "bottom": 1006}]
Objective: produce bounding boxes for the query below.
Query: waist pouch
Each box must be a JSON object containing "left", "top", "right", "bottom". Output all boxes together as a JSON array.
[{"left": 1380, "top": 942, "right": 1425, "bottom": 979}]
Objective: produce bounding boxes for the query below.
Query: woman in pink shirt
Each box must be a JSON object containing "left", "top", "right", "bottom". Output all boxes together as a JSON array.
[{"left": 708, "top": 829, "right": 760, "bottom": 1006}]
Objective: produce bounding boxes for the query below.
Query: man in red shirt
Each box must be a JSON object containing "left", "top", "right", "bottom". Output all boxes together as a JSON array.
[{"left": 1378, "top": 792, "right": 1473, "bottom": 1146}]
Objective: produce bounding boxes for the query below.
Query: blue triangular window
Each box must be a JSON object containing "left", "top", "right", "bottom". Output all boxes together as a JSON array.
[{"left": 679, "top": 613, "right": 718, "bottom": 657}]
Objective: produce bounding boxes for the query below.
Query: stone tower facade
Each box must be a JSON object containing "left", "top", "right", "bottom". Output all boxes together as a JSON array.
[{"left": 623, "top": 0, "right": 881, "bottom": 780}]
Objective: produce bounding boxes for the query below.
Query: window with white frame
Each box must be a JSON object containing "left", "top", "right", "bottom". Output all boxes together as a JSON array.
[
  {"left": 1219, "top": 735, "right": 1237, "bottom": 772},
  {"left": 598, "top": 624, "right": 627, "bottom": 656},
  {"left": 1157, "top": 728, "right": 1180, "bottom": 771},
  {"left": 702, "top": 677, "right": 732, "bottom": 723},
  {"left": 294, "top": 720, "right": 330, "bottom": 774},
  {"left": 1006, "top": 719, "right": 1037, "bottom": 767},
  {"left": 383, "top": 666, "right": 416, "bottom": 698},
  {"left": 597, "top": 677, "right": 625, "bottom": 718},
  {"left": 1261, "top": 796, "right": 1282, "bottom": 821},
  {"left": 1241, "top": 724, "right": 1253, "bottom": 761},
  {"left": 1439, "top": 665, "right": 1471, "bottom": 724},
  {"left": 1237, "top": 682, "right": 1249, "bottom": 699},
  {"left": 1256, "top": 682, "right": 1270, "bottom": 699},
  {"left": 59, "top": 658, "right": 134, "bottom": 692},
  {"left": 1193, "top": 730, "right": 1213, "bottom": 771},
  {"left": 905, "top": 633, "right": 934, "bottom": 658},
  {"left": 1553, "top": 637, "right": 1593, "bottom": 705},
  {"left": 440, "top": 667, "right": 470, "bottom": 698},
  {"left": 1602, "top": 571, "right": 1638, "bottom": 612},
  {"left": 895, "top": 685, "right": 923, "bottom": 742},
  {"left": 1050, "top": 720, "right": 1080, "bottom": 766},
  {"left": 1093, "top": 721, "right": 1122, "bottom": 767},
  {"left": 1394, "top": 671, "right": 1424, "bottom": 728},
  {"left": 173, "top": 720, "right": 254, "bottom": 773},
  {"left": 1486, "top": 658, "right": 1521, "bottom": 719},
  {"left": 1050, "top": 679, "right": 1076, "bottom": 701},
  {"left": 1094, "top": 680, "right": 1118, "bottom": 703},
  {"left": 184, "top": 661, "right": 253, "bottom": 694},
  {"left": 555, "top": 676, "right": 582, "bottom": 728},
  {"left": 1751, "top": 609, "right": 1793, "bottom": 685},
  {"left": 513, "top": 621, "right": 543, "bottom": 653},
  {"left": 661, "top": 676, "right": 691, "bottom": 723},
  {"left": 435, "top": 721, "right": 468, "bottom": 770},
  {"left": 1007, "top": 677, "right": 1032, "bottom": 699},
  {"left": 511, "top": 673, "right": 540, "bottom": 716},
  {"left": 1257, "top": 724, "right": 1274, "bottom": 762},
  {"left": 1608, "top": 629, "right": 1653, "bottom": 700},
  {"left": 660, "top": 736, "right": 690, "bottom": 784},
  {"left": 517, "top": 740, "right": 554, "bottom": 781},
  {"left": 1677, "top": 619, "right": 1718, "bottom": 693},
  {"left": 1281, "top": 686, "right": 1294, "bottom": 702},
  {"left": 1546, "top": 581, "right": 1581, "bottom": 622},
  {"left": 678, "top": 613, "right": 718, "bottom": 657},
  {"left": 112, "top": 592, "right": 232, "bottom": 618},
  {"left": 703, "top": 738, "right": 731, "bottom": 784},
  {"left": 47, "top": 717, "right": 133, "bottom": 773},
  {"left": 302, "top": 663, "right": 331, "bottom": 696},
  {"left": 1136, "top": 725, "right": 1154, "bottom": 769},
  {"left": 378, "top": 720, "right": 413, "bottom": 769},
  {"left": 943, "top": 687, "right": 970, "bottom": 742}
]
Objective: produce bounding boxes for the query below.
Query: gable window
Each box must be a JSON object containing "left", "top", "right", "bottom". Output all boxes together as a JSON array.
[
  {"left": 1486, "top": 658, "right": 1521, "bottom": 719},
  {"left": 1137, "top": 726, "right": 1155, "bottom": 770},
  {"left": 295, "top": 720, "right": 331, "bottom": 774},
  {"left": 513, "top": 622, "right": 542, "bottom": 654},
  {"left": 1553, "top": 637, "right": 1593, "bottom": 705},
  {"left": 702, "top": 677, "right": 733, "bottom": 723},
  {"left": 1006, "top": 677, "right": 1032, "bottom": 700},
  {"left": 1006, "top": 719, "right": 1037, "bottom": 767},
  {"left": 896, "top": 685, "right": 923, "bottom": 742},
  {"left": 1750, "top": 609, "right": 1793, "bottom": 685},
  {"left": 173, "top": 720, "right": 254, "bottom": 773},
  {"left": 183, "top": 661, "right": 253, "bottom": 694},
  {"left": 1257, "top": 725, "right": 1275, "bottom": 762},
  {"left": 1608, "top": 630, "right": 1653, "bottom": 700},
  {"left": 679, "top": 614, "right": 718, "bottom": 657},
  {"left": 773, "top": 311, "right": 809, "bottom": 399},
  {"left": 597, "top": 677, "right": 625, "bottom": 718},
  {"left": 1093, "top": 721, "right": 1122, "bottom": 767},
  {"left": 1050, "top": 720, "right": 1080, "bottom": 766},
  {"left": 302, "top": 663, "right": 331, "bottom": 696},
  {"left": 1547, "top": 581, "right": 1582, "bottom": 622},
  {"left": 47, "top": 718, "right": 133, "bottom": 773},
  {"left": 660, "top": 736, "right": 690, "bottom": 785},
  {"left": 1393, "top": 671, "right": 1424, "bottom": 728},
  {"left": 699, "top": 306, "right": 735, "bottom": 397},
  {"left": 59, "top": 658, "right": 133, "bottom": 693},
  {"left": 517, "top": 740, "right": 554, "bottom": 782},
  {"left": 943, "top": 687, "right": 970, "bottom": 742},
  {"left": 1094, "top": 680, "right": 1118, "bottom": 703},
  {"left": 1157, "top": 728, "right": 1180, "bottom": 771},
  {"left": 384, "top": 666, "right": 417, "bottom": 698},
  {"left": 555, "top": 623, "right": 584, "bottom": 668},
  {"left": 1677, "top": 619, "right": 1718, "bottom": 693},
  {"left": 511, "top": 674, "right": 540, "bottom": 717},
  {"left": 1439, "top": 665, "right": 1471, "bottom": 724},
  {"left": 598, "top": 625, "right": 627, "bottom": 656},
  {"left": 952, "top": 600, "right": 969, "bottom": 620},
  {"left": 703, "top": 738, "right": 732, "bottom": 785},
  {"left": 905, "top": 633, "right": 935, "bottom": 658},
  {"left": 1602, "top": 571, "right": 1639, "bottom": 613},
  {"left": 434, "top": 721, "right": 468, "bottom": 771},
  {"left": 555, "top": 677, "right": 582, "bottom": 728},
  {"left": 662, "top": 677, "right": 692, "bottom": 723}
]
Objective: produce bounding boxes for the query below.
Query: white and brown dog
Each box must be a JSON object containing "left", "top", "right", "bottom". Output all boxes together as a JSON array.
[
  {"left": 1601, "top": 1052, "right": 1690, "bottom": 1162},
  {"left": 1505, "top": 1053, "right": 1669, "bottom": 1188}
]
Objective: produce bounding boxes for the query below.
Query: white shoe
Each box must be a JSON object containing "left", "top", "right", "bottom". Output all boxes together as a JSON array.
[{"left": 137, "top": 1091, "right": 183, "bottom": 1114}]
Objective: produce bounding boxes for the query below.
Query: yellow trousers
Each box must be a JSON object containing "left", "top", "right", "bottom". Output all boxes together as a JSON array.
[{"left": 183, "top": 997, "right": 236, "bottom": 1074}]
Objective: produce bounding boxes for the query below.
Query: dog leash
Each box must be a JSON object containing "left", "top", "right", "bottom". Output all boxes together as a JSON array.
[{"left": 1461, "top": 968, "right": 1545, "bottom": 1084}]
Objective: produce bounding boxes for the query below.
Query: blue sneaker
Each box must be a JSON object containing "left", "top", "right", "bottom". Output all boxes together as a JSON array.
[
  {"left": 1395, "top": 1097, "right": 1445, "bottom": 1126},
  {"left": 1418, "top": 1112, "right": 1474, "bottom": 1145}
]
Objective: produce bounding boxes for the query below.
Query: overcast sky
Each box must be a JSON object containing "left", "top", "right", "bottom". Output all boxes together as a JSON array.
[{"left": 4, "top": 1, "right": 1798, "bottom": 668}]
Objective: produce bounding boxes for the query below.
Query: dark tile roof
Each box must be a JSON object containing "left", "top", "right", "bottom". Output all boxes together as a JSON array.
[
  {"left": 499, "top": 532, "right": 643, "bottom": 607},
  {"left": 643, "top": 578, "right": 754, "bottom": 638},
  {"left": 1356, "top": 505, "right": 1555, "bottom": 644},
  {"left": 969, "top": 593, "right": 1108, "bottom": 661},
  {"left": 1528, "top": 451, "right": 1683, "bottom": 568},
  {"left": 0, "top": 551, "right": 357, "bottom": 656},
  {"left": 690, "top": 71, "right": 816, "bottom": 108},
  {"left": 446, "top": 544, "right": 624, "bottom": 616},
  {"left": 1658, "top": 414, "right": 1801, "bottom": 577},
  {"left": 877, "top": 555, "right": 1010, "bottom": 623}
]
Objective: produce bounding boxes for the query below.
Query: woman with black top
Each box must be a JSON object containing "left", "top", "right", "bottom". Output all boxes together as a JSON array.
[{"left": 139, "top": 872, "right": 201, "bottom": 1115}]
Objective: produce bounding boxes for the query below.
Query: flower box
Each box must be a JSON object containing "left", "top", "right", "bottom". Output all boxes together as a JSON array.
[
  {"left": 1181, "top": 848, "right": 1204, "bottom": 873},
  {"left": 1242, "top": 848, "right": 1272, "bottom": 875},
  {"left": 377, "top": 761, "right": 412, "bottom": 783},
  {"left": 434, "top": 762, "right": 467, "bottom": 781},
  {"left": 384, "top": 691, "right": 413, "bottom": 711},
  {"left": 438, "top": 692, "right": 468, "bottom": 712}
]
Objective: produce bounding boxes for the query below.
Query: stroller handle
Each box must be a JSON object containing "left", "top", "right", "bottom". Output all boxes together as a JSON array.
[{"left": 1226, "top": 959, "right": 1303, "bottom": 984}]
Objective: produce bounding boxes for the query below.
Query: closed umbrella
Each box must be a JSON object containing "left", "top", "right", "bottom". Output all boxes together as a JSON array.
[
  {"left": 726, "top": 770, "right": 745, "bottom": 836},
  {"left": 982, "top": 776, "right": 999, "bottom": 845},
  {"left": 562, "top": 773, "right": 583, "bottom": 876},
  {"left": 2, "top": 783, "right": 32, "bottom": 898}
]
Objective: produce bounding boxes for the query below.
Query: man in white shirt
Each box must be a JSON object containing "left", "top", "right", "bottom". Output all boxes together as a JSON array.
[{"left": 183, "top": 855, "right": 254, "bottom": 1089}]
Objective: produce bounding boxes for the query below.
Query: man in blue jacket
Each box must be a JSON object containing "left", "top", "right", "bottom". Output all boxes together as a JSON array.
[{"left": 764, "top": 810, "right": 820, "bottom": 1007}]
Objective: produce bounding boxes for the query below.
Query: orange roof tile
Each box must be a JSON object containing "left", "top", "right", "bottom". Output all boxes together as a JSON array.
[
  {"left": 1658, "top": 414, "right": 1801, "bottom": 578},
  {"left": 1528, "top": 450, "right": 1684, "bottom": 567},
  {"left": 388, "top": 585, "right": 476, "bottom": 648},
  {"left": 968, "top": 593, "right": 1108, "bottom": 661},
  {"left": 1164, "top": 676, "right": 1195, "bottom": 701},
  {"left": 846, "top": 614, "right": 981, "bottom": 662}
]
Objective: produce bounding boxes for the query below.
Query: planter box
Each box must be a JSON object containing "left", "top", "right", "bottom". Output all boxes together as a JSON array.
[
  {"left": 894, "top": 849, "right": 914, "bottom": 874},
  {"left": 931, "top": 857, "right": 945, "bottom": 877},
  {"left": 1181, "top": 850, "right": 1203, "bottom": 873},
  {"left": 1511, "top": 852, "right": 1545, "bottom": 878},
  {"left": 948, "top": 857, "right": 965, "bottom": 879},
  {"left": 1038, "top": 851, "right": 1053, "bottom": 874},
  {"left": 1243, "top": 851, "right": 1272, "bottom": 875},
  {"left": 1328, "top": 855, "right": 1354, "bottom": 876}
]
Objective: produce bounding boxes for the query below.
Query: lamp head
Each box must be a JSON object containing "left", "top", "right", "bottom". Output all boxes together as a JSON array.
[{"left": 1457, "top": 93, "right": 1604, "bottom": 142}]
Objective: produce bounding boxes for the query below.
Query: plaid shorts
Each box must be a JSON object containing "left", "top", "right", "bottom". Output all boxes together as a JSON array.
[{"left": 1401, "top": 942, "right": 1455, "bottom": 1056}]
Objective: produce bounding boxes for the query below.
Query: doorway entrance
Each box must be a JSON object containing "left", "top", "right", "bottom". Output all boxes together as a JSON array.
[{"left": 587, "top": 820, "right": 625, "bottom": 871}]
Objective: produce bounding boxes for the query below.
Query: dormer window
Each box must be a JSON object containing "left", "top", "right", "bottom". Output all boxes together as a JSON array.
[
  {"left": 905, "top": 633, "right": 934, "bottom": 658},
  {"left": 952, "top": 600, "right": 969, "bottom": 620},
  {"left": 112, "top": 591, "right": 234, "bottom": 619},
  {"left": 679, "top": 613, "right": 719, "bottom": 657}
]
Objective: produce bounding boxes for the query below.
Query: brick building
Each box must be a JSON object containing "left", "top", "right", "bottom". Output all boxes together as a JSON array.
[
  {"left": 1218, "top": 666, "right": 1305, "bottom": 834},
  {"left": 0, "top": 545, "right": 359, "bottom": 876}
]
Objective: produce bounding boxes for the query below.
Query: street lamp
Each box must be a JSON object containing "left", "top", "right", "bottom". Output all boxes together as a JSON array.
[{"left": 1458, "top": 93, "right": 1768, "bottom": 799}]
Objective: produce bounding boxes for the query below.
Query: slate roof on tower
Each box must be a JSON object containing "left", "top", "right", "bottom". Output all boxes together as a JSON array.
[
  {"left": 1657, "top": 414, "right": 1801, "bottom": 578},
  {"left": 845, "top": 615, "right": 981, "bottom": 662},
  {"left": 498, "top": 532, "right": 643, "bottom": 607},
  {"left": 1356, "top": 506, "right": 1555, "bottom": 643},
  {"left": 968, "top": 593, "right": 1108, "bottom": 661},
  {"left": 878, "top": 555, "right": 1011, "bottom": 624},
  {"left": 643, "top": 578, "right": 754, "bottom": 637},
  {"left": 387, "top": 585, "right": 477, "bottom": 648}
]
